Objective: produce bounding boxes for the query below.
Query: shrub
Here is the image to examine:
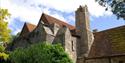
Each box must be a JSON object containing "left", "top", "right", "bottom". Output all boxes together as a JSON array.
[
  {"left": 0, "top": 52, "right": 9, "bottom": 60},
  {"left": 10, "top": 42, "right": 73, "bottom": 63},
  {"left": 0, "top": 45, "right": 5, "bottom": 52}
]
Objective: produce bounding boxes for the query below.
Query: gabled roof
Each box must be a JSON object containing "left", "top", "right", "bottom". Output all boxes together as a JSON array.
[
  {"left": 40, "top": 13, "right": 75, "bottom": 30},
  {"left": 20, "top": 23, "right": 36, "bottom": 36},
  {"left": 14, "top": 12, "right": 125, "bottom": 58},
  {"left": 88, "top": 25, "right": 125, "bottom": 58},
  {"left": 20, "top": 13, "right": 76, "bottom": 36},
  {"left": 26, "top": 23, "right": 36, "bottom": 32}
]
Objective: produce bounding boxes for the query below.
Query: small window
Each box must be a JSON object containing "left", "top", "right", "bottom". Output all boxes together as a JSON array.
[
  {"left": 72, "top": 41, "right": 74, "bottom": 51},
  {"left": 119, "top": 61, "right": 123, "bottom": 63}
]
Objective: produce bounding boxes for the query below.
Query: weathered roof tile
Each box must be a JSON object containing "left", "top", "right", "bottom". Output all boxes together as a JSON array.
[
  {"left": 20, "top": 23, "right": 36, "bottom": 36},
  {"left": 41, "top": 13, "right": 75, "bottom": 30},
  {"left": 88, "top": 25, "right": 125, "bottom": 58}
]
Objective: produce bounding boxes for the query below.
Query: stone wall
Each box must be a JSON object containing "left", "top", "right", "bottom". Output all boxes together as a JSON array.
[
  {"left": 85, "top": 56, "right": 125, "bottom": 63},
  {"left": 12, "top": 20, "right": 77, "bottom": 63},
  {"left": 64, "top": 28, "right": 77, "bottom": 63},
  {"left": 12, "top": 37, "right": 30, "bottom": 49},
  {"left": 52, "top": 26, "right": 77, "bottom": 63},
  {"left": 85, "top": 58, "right": 109, "bottom": 63},
  {"left": 71, "top": 36, "right": 77, "bottom": 63},
  {"left": 111, "top": 56, "right": 125, "bottom": 63},
  {"left": 75, "top": 6, "right": 94, "bottom": 63}
]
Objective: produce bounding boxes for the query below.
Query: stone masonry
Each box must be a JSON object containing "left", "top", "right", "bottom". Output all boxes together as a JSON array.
[{"left": 9, "top": 5, "right": 125, "bottom": 63}]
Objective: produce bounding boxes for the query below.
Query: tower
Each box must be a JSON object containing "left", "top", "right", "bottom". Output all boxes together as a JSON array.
[{"left": 75, "top": 5, "right": 94, "bottom": 63}]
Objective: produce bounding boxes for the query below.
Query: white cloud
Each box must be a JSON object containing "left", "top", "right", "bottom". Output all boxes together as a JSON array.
[
  {"left": 51, "top": 13, "right": 67, "bottom": 22},
  {"left": 1, "top": 0, "right": 113, "bottom": 23},
  {"left": 34, "top": 0, "right": 82, "bottom": 12},
  {"left": 29, "top": 0, "right": 112, "bottom": 17},
  {"left": 87, "top": 0, "right": 112, "bottom": 17},
  {"left": 1, "top": 0, "right": 41, "bottom": 25},
  {"left": 1, "top": 0, "right": 113, "bottom": 34}
]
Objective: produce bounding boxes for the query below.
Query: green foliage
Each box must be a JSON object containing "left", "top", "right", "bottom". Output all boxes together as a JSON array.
[
  {"left": 0, "top": 52, "right": 9, "bottom": 60},
  {"left": 0, "top": 8, "right": 11, "bottom": 43},
  {"left": 0, "top": 45, "right": 5, "bottom": 52},
  {"left": 10, "top": 42, "right": 73, "bottom": 63},
  {"left": 96, "top": 0, "right": 125, "bottom": 20}
]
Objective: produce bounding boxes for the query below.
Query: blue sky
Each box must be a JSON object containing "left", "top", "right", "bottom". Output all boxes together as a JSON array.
[{"left": 0, "top": 0, "right": 124, "bottom": 35}]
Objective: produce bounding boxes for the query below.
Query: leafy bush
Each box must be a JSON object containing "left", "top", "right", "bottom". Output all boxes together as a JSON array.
[
  {"left": 0, "top": 46, "right": 9, "bottom": 63},
  {"left": 10, "top": 42, "right": 73, "bottom": 63},
  {"left": 0, "top": 45, "right": 5, "bottom": 52},
  {"left": 0, "top": 52, "right": 9, "bottom": 60}
]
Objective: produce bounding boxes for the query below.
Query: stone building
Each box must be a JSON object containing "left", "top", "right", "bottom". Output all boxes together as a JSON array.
[{"left": 9, "top": 5, "right": 125, "bottom": 63}]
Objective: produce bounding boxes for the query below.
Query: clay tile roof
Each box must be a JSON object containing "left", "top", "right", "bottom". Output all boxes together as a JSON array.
[
  {"left": 88, "top": 25, "right": 125, "bottom": 58},
  {"left": 41, "top": 13, "right": 75, "bottom": 30},
  {"left": 26, "top": 23, "right": 36, "bottom": 32},
  {"left": 20, "top": 13, "right": 76, "bottom": 36},
  {"left": 20, "top": 23, "right": 36, "bottom": 36}
]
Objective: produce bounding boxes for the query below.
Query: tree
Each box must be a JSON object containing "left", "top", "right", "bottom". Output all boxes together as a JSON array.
[
  {"left": 0, "top": 52, "right": 9, "bottom": 60},
  {"left": 0, "top": 8, "right": 12, "bottom": 63},
  {"left": 0, "top": 45, "right": 5, "bottom": 52},
  {"left": 0, "top": 8, "right": 11, "bottom": 43},
  {"left": 10, "top": 42, "right": 73, "bottom": 63},
  {"left": 96, "top": 0, "right": 125, "bottom": 20}
]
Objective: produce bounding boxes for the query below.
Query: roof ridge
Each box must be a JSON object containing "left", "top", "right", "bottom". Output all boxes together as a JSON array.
[
  {"left": 41, "top": 13, "right": 75, "bottom": 30},
  {"left": 95, "top": 25, "right": 125, "bottom": 33},
  {"left": 42, "top": 13, "right": 75, "bottom": 26},
  {"left": 25, "top": 22, "right": 36, "bottom": 32},
  {"left": 25, "top": 22, "right": 36, "bottom": 26}
]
